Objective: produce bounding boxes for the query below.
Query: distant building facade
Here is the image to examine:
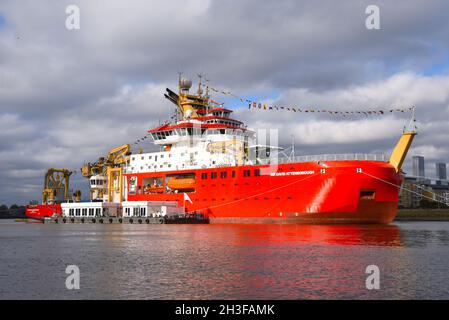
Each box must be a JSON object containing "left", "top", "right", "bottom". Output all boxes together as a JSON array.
[
  {"left": 398, "top": 177, "right": 422, "bottom": 208},
  {"left": 399, "top": 176, "right": 449, "bottom": 208},
  {"left": 436, "top": 162, "right": 447, "bottom": 180},
  {"left": 399, "top": 156, "right": 449, "bottom": 208},
  {"left": 412, "top": 156, "right": 425, "bottom": 179}
]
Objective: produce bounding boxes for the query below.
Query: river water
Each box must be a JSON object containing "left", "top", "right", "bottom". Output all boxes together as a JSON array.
[{"left": 1, "top": 219, "right": 449, "bottom": 299}]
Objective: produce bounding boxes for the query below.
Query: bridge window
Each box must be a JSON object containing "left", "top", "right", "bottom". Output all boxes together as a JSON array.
[
  {"left": 211, "top": 172, "right": 217, "bottom": 179},
  {"left": 232, "top": 171, "right": 236, "bottom": 178},
  {"left": 244, "top": 170, "right": 251, "bottom": 177},
  {"left": 220, "top": 172, "right": 227, "bottom": 179},
  {"left": 201, "top": 173, "right": 208, "bottom": 179},
  {"left": 254, "top": 169, "right": 261, "bottom": 176}
]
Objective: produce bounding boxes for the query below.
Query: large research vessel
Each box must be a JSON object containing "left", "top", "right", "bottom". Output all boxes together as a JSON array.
[{"left": 26, "top": 77, "right": 416, "bottom": 223}]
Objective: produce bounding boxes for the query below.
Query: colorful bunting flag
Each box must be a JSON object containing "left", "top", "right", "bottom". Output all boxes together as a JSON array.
[{"left": 207, "top": 86, "right": 415, "bottom": 117}]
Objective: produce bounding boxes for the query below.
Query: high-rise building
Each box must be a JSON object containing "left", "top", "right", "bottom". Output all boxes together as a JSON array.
[
  {"left": 436, "top": 162, "right": 447, "bottom": 180},
  {"left": 412, "top": 156, "right": 425, "bottom": 178}
]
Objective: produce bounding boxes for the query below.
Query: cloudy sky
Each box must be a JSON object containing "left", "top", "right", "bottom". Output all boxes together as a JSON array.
[{"left": 1, "top": 0, "right": 449, "bottom": 205}]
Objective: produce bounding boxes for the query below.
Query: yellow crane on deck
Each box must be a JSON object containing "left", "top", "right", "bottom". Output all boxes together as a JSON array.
[{"left": 81, "top": 144, "right": 131, "bottom": 202}]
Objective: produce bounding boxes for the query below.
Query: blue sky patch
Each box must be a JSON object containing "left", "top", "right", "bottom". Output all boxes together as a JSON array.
[
  {"left": 213, "top": 90, "right": 282, "bottom": 110},
  {"left": 423, "top": 58, "right": 449, "bottom": 76},
  {"left": 0, "top": 14, "right": 6, "bottom": 28}
]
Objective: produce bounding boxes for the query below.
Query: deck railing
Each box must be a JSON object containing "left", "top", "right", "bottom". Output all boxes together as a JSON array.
[
  {"left": 125, "top": 153, "right": 389, "bottom": 173},
  {"left": 258, "top": 153, "right": 388, "bottom": 164}
]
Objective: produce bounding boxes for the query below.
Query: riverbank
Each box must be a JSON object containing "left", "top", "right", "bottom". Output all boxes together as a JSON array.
[
  {"left": 0, "top": 207, "right": 26, "bottom": 219},
  {"left": 395, "top": 209, "right": 449, "bottom": 221}
]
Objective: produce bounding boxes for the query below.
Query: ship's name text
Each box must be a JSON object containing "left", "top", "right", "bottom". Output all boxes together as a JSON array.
[{"left": 270, "top": 170, "right": 315, "bottom": 176}]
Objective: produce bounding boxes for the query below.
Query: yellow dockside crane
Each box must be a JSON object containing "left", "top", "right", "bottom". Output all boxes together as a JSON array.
[
  {"left": 42, "top": 168, "right": 81, "bottom": 204},
  {"left": 81, "top": 144, "right": 131, "bottom": 202}
]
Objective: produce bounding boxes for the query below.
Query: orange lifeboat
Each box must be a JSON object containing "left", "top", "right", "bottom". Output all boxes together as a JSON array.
[
  {"left": 144, "top": 185, "right": 164, "bottom": 194},
  {"left": 167, "top": 177, "right": 196, "bottom": 190}
]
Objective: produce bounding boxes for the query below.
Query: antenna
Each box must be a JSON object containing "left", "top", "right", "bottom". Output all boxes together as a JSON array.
[
  {"left": 197, "top": 73, "right": 203, "bottom": 95},
  {"left": 205, "top": 78, "right": 210, "bottom": 99},
  {"left": 405, "top": 106, "right": 418, "bottom": 133},
  {"left": 291, "top": 135, "right": 295, "bottom": 159},
  {"left": 177, "top": 71, "right": 183, "bottom": 93},
  {"left": 205, "top": 78, "right": 210, "bottom": 114}
]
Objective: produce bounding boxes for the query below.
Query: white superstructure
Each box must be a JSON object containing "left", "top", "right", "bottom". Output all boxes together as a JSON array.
[{"left": 126, "top": 121, "right": 256, "bottom": 174}]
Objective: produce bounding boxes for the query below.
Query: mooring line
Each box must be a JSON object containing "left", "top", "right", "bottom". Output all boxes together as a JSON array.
[
  {"left": 361, "top": 171, "right": 448, "bottom": 206},
  {"left": 185, "top": 172, "right": 320, "bottom": 214}
]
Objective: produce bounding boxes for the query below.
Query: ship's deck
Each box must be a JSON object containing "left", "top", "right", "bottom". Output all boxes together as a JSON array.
[{"left": 259, "top": 153, "right": 388, "bottom": 165}]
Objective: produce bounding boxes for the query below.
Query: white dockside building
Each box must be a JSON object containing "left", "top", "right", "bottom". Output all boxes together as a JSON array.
[
  {"left": 61, "top": 201, "right": 183, "bottom": 218},
  {"left": 122, "top": 201, "right": 183, "bottom": 218},
  {"left": 61, "top": 202, "right": 121, "bottom": 218}
]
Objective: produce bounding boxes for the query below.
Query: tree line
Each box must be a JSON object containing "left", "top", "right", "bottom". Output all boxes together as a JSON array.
[{"left": 0, "top": 204, "right": 21, "bottom": 211}]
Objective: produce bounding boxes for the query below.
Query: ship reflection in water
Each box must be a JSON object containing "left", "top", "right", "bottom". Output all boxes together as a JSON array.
[
  {"left": 226, "top": 224, "right": 403, "bottom": 247},
  {"left": 1, "top": 220, "right": 449, "bottom": 299}
]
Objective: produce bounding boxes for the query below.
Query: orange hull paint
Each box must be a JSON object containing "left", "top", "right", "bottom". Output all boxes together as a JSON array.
[{"left": 125, "top": 160, "right": 402, "bottom": 224}]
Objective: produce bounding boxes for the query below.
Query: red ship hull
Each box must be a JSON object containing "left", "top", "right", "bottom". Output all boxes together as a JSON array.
[
  {"left": 125, "top": 160, "right": 402, "bottom": 224},
  {"left": 25, "top": 204, "right": 62, "bottom": 221}
]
